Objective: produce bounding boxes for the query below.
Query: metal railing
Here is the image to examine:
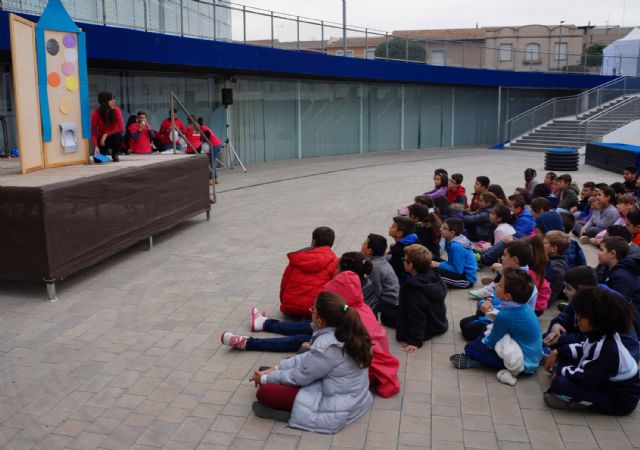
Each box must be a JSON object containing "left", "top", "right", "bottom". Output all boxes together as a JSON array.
[
  {"left": 2, "top": 0, "right": 638, "bottom": 75},
  {"left": 504, "top": 76, "right": 640, "bottom": 143},
  {"left": 578, "top": 95, "right": 640, "bottom": 146}
]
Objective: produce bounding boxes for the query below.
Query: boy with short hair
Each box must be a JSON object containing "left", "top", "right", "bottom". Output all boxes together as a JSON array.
[
  {"left": 388, "top": 216, "right": 418, "bottom": 282},
  {"left": 451, "top": 267, "right": 543, "bottom": 384},
  {"left": 544, "top": 230, "right": 570, "bottom": 306},
  {"left": 361, "top": 233, "right": 400, "bottom": 317},
  {"left": 571, "top": 181, "right": 595, "bottom": 219},
  {"left": 469, "top": 176, "right": 490, "bottom": 212},
  {"left": 279, "top": 226, "right": 338, "bottom": 317},
  {"left": 559, "top": 212, "right": 587, "bottom": 268},
  {"left": 598, "top": 236, "right": 640, "bottom": 321},
  {"left": 556, "top": 174, "right": 579, "bottom": 213},
  {"left": 431, "top": 218, "right": 477, "bottom": 288},
  {"left": 383, "top": 245, "right": 448, "bottom": 353},
  {"left": 623, "top": 166, "right": 638, "bottom": 195}
]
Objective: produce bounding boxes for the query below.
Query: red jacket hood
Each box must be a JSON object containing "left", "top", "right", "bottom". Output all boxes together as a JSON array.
[
  {"left": 323, "top": 271, "right": 364, "bottom": 307},
  {"left": 288, "top": 246, "right": 337, "bottom": 274}
]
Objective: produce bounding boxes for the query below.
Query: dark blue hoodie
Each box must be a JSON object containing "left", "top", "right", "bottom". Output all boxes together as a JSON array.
[{"left": 514, "top": 208, "right": 536, "bottom": 238}]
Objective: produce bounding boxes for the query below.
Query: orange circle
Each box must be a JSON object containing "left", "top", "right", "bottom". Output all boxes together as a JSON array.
[{"left": 47, "top": 72, "right": 61, "bottom": 87}]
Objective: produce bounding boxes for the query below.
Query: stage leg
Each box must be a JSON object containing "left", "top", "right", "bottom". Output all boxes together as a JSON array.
[
  {"left": 146, "top": 236, "right": 154, "bottom": 251},
  {"left": 46, "top": 282, "right": 58, "bottom": 303},
  {"left": 206, "top": 209, "right": 211, "bottom": 221}
]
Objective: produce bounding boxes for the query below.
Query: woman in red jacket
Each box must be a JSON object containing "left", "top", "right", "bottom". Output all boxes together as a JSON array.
[{"left": 91, "top": 92, "right": 125, "bottom": 162}]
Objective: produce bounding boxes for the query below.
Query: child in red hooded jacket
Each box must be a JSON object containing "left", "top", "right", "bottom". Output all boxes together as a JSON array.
[{"left": 279, "top": 227, "right": 338, "bottom": 317}]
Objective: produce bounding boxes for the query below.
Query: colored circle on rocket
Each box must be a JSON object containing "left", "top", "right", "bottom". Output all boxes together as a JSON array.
[
  {"left": 47, "top": 72, "right": 61, "bottom": 87},
  {"left": 65, "top": 75, "right": 79, "bottom": 92},
  {"left": 63, "top": 34, "right": 77, "bottom": 48},
  {"left": 64, "top": 49, "right": 77, "bottom": 63},
  {"left": 61, "top": 62, "right": 75, "bottom": 76},
  {"left": 59, "top": 97, "right": 73, "bottom": 115},
  {"left": 46, "top": 39, "right": 60, "bottom": 55}
]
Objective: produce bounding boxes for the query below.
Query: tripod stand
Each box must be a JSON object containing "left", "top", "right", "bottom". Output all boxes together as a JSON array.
[{"left": 221, "top": 105, "right": 247, "bottom": 173}]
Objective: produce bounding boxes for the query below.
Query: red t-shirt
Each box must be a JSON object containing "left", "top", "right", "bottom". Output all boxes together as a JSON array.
[
  {"left": 633, "top": 232, "right": 640, "bottom": 247},
  {"left": 159, "top": 118, "right": 186, "bottom": 146},
  {"left": 185, "top": 128, "right": 202, "bottom": 154},
  {"left": 128, "top": 122, "right": 153, "bottom": 154},
  {"left": 91, "top": 106, "right": 124, "bottom": 148},
  {"left": 200, "top": 125, "right": 222, "bottom": 147}
]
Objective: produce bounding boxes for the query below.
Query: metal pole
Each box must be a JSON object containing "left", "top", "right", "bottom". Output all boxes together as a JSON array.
[
  {"left": 242, "top": 6, "right": 246, "bottom": 43},
  {"left": 179, "top": 0, "right": 184, "bottom": 36},
  {"left": 558, "top": 21, "right": 565, "bottom": 71},
  {"left": 297, "top": 16, "right": 300, "bottom": 50},
  {"left": 171, "top": 94, "right": 176, "bottom": 154},
  {"left": 270, "top": 11, "right": 274, "bottom": 47},
  {"left": 143, "top": 0, "right": 148, "bottom": 31},
  {"left": 321, "top": 21, "right": 325, "bottom": 53},
  {"left": 385, "top": 32, "right": 389, "bottom": 59},
  {"left": 497, "top": 86, "right": 502, "bottom": 143},
  {"left": 342, "top": 0, "right": 347, "bottom": 56},
  {"left": 212, "top": 0, "right": 217, "bottom": 40},
  {"left": 101, "top": 0, "right": 106, "bottom": 25},
  {"left": 425, "top": 40, "right": 428, "bottom": 64},
  {"left": 365, "top": 28, "right": 368, "bottom": 59}
]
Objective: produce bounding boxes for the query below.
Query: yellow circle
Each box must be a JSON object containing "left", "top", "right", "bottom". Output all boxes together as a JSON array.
[
  {"left": 59, "top": 97, "right": 73, "bottom": 115},
  {"left": 65, "top": 75, "right": 79, "bottom": 92}
]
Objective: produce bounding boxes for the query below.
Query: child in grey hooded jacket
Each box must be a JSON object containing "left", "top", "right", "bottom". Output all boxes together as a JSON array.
[{"left": 250, "top": 292, "right": 373, "bottom": 434}]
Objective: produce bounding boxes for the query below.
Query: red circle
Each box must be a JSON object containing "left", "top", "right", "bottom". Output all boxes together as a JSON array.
[{"left": 47, "top": 72, "right": 61, "bottom": 87}]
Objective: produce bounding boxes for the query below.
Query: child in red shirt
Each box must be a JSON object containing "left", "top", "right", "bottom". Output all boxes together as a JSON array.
[{"left": 91, "top": 92, "right": 124, "bottom": 162}]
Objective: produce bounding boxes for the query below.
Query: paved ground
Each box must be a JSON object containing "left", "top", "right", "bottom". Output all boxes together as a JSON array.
[{"left": 0, "top": 148, "right": 636, "bottom": 450}]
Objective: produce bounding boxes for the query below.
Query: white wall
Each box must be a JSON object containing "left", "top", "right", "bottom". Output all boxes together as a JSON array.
[{"left": 603, "top": 119, "right": 640, "bottom": 145}]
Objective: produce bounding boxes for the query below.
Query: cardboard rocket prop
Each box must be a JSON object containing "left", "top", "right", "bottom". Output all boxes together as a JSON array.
[{"left": 9, "top": 0, "right": 90, "bottom": 173}]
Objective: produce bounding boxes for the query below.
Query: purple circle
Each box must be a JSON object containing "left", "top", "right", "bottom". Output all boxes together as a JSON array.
[
  {"left": 61, "top": 61, "right": 75, "bottom": 76},
  {"left": 63, "top": 34, "right": 77, "bottom": 48}
]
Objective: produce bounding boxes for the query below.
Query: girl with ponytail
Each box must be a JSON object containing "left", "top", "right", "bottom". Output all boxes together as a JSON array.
[{"left": 249, "top": 292, "right": 373, "bottom": 434}]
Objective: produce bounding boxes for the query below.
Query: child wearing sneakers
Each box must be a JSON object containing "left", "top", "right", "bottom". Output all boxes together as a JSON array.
[
  {"left": 451, "top": 267, "right": 543, "bottom": 383},
  {"left": 432, "top": 218, "right": 477, "bottom": 288},
  {"left": 543, "top": 286, "right": 640, "bottom": 415},
  {"left": 279, "top": 226, "right": 338, "bottom": 317},
  {"left": 222, "top": 251, "right": 401, "bottom": 398}
]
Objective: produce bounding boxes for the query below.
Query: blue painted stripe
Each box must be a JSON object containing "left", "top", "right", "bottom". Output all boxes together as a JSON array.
[
  {"left": 35, "top": 28, "right": 51, "bottom": 142},
  {"left": 78, "top": 32, "right": 90, "bottom": 139},
  {"left": 1, "top": 10, "right": 618, "bottom": 90}
]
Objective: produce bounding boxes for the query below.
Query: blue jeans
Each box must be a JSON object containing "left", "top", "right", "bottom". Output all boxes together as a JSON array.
[
  {"left": 480, "top": 241, "right": 505, "bottom": 266},
  {"left": 208, "top": 145, "right": 222, "bottom": 178},
  {"left": 464, "top": 337, "right": 505, "bottom": 369},
  {"left": 244, "top": 319, "right": 313, "bottom": 352}
]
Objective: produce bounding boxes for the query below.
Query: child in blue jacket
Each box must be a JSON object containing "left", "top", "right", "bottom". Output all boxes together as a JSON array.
[
  {"left": 450, "top": 267, "right": 543, "bottom": 377},
  {"left": 432, "top": 218, "right": 477, "bottom": 289},
  {"left": 544, "top": 286, "right": 640, "bottom": 415}
]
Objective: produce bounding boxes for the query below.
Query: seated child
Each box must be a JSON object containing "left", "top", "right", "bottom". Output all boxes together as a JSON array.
[
  {"left": 408, "top": 203, "right": 442, "bottom": 260},
  {"left": 543, "top": 286, "right": 640, "bottom": 416},
  {"left": 627, "top": 208, "right": 640, "bottom": 250},
  {"left": 532, "top": 199, "right": 564, "bottom": 234},
  {"left": 488, "top": 184, "right": 509, "bottom": 205},
  {"left": 250, "top": 292, "right": 373, "bottom": 432},
  {"left": 450, "top": 267, "right": 543, "bottom": 383},
  {"left": 469, "top": 176, "right": 490, "bottom": 212},
  {"left": 223, "top": 252, "right": 401, "bottom": 398},
  {"left": 447, "top": 173, "right": 468, "bottom": 208},
  {"left": 555, "top": 174, "right": 579, "bottom": 213},
  {"left": 280, "top": 226, "right": 338, "bottom": 317},
  {"left": 605, "top": 225, "right": 640, "bottom": 267},
  {"left": 544, "top": 230, "right": 570, "bottom": 306},
  {"left": 578, "top": 186, "right": 620, "bottom": 239},
  {"left": 571, "top": 181, "right": 595, "bottom": 220},
  {"left": 432, "top": 218, "right": 477, "bottom": 288},
  {"left": 559, "top": 213, "right": 586, "bottom": 268},
  {"left": 462, "top": 240, "right": 542, "bottom": 341},
  {"left": 423, "top": 169, "right": 448, "bottom": 197},
  {"left": 361, "top": 234, "right": 399, "bottom": 317},
  {"left": 388, "top": 216, "right": 418, "bottom": 282},
  {"left": 476, "top": 204, "right": 514, "bottom": 252},
  {"left": 543, "top": 266, "right": 639, "bottom": 360},
  {"left": 624, "top": 166, "right": 638, "bottom": 195},
  {"left": 584, "top": 194, "right": 636, "bottom": 247},
  {"left": 545, "top": 171, "right": 557, "bottom": 193},
  {"left": 597, "top": 236, "right": 640, "bottom": 327},
  {"left": 463, "top": 192, "right": 498, "bottom": 242},
  {"left": 380, "top": 244, "right": 448, "bottom": 352},
  {"left": 524, "top": 168, "right": 540, "bottom": 200}
]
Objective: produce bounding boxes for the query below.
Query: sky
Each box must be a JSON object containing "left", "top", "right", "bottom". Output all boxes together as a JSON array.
[{"left": 232, "top": 0, "right": 638, "bottom": 33}]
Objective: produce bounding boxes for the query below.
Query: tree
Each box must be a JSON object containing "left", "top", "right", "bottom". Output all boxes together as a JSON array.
[
  {"left": 375, "top": 38, "right": 426, "bottom": 62},
  {"left": 582, "top": 43, "right": 606, "bottom": 67}
]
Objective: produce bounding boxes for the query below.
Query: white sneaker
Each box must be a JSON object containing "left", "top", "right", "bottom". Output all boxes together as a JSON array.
[
  {"left": 251, "top": 307, "right": 268, "bottom": 332},
  {"left": 220, "top": 331, "right": 247, "bottom": 350},
  {"left": 468, "top": 287, "right": 494, "bottom": 299}
]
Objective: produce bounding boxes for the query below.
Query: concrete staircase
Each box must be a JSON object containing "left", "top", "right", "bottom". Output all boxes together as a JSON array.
[{"left": 507, "top": 95, "right": 640, "bottom": 151}]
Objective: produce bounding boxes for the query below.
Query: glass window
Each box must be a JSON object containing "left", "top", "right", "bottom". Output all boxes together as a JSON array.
[
  {"left": 554, "top": 42, "right": 567, "bottom": 61},
  {"left": 499, "top": 44, "right": 513, "bottom": 62},
  {"left": 524, "top": 43, "right": 540, "bottom": 62},
  {"left": 431, "top": 49, "right": 445, "bottom": 65},
  {"left": 335, "top": 50, "right": 355, "bottom": 57}
]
